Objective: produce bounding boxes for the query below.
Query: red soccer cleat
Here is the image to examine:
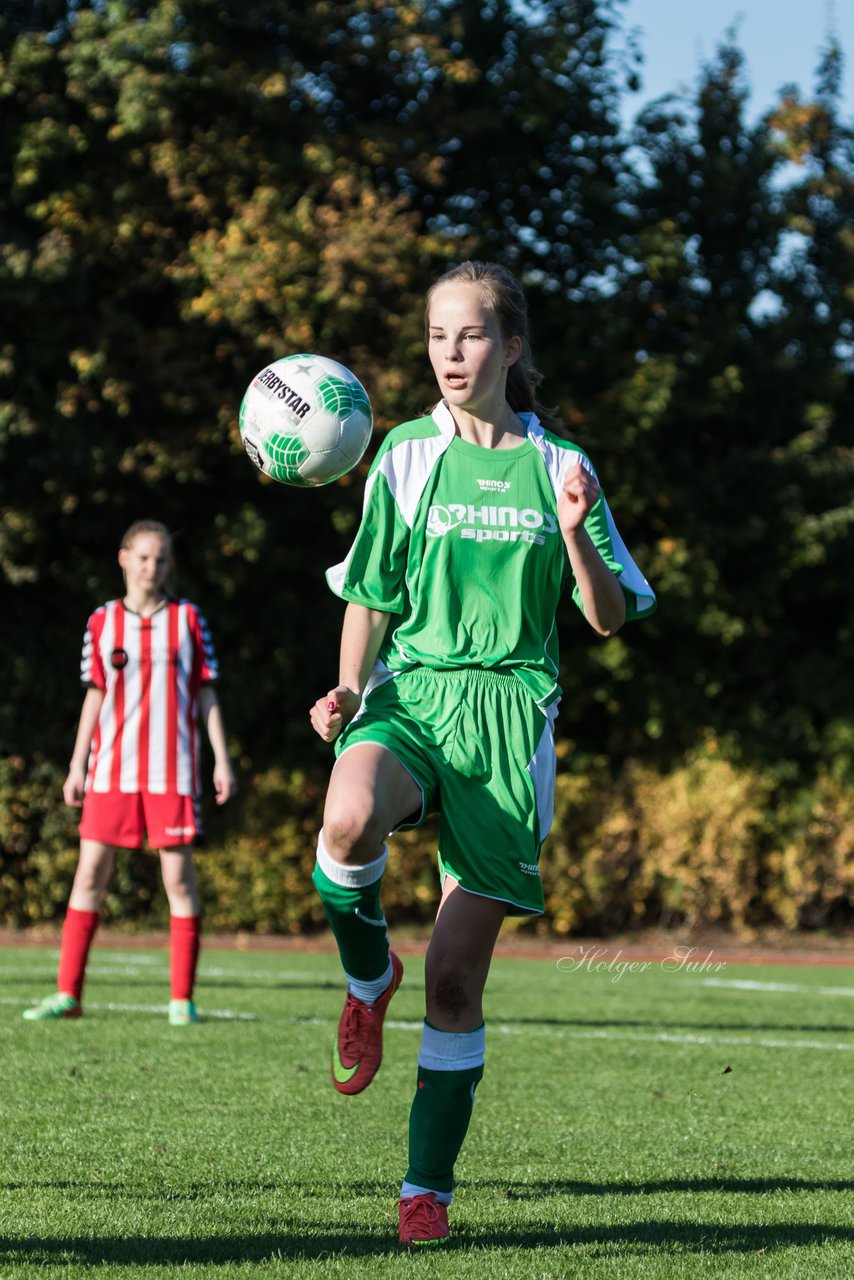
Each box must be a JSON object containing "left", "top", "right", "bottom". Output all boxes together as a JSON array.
[
  {"left": 331, "top": 952, "right": 403, "bottom": 1095},
  {"left": 398, "top": 1193, "right": 450, "bottom": 1246}
]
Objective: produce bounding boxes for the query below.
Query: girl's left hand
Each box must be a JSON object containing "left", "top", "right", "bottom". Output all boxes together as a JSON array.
[
  {"left": 213, "top": 761, "right": 237, "bottom": 805},
  {"left": 310, "top": 686, "right": 360, "bottom": 743},
  {"left": 558, "top": 462, "right": 600, "bottom": 535}
]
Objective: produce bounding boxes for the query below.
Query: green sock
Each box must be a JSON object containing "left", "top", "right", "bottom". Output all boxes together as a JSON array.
[
  {"left": 311, "top": 841, "right": 389, "bottom": 981},
  {"left": 405, "top": 1063, "right": 484, "bottom": 1194}
]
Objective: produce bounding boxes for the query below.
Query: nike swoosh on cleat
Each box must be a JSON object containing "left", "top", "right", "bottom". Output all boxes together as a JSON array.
[{"left": 332, "top": 1044, "right": 360, "bottom": 1084}]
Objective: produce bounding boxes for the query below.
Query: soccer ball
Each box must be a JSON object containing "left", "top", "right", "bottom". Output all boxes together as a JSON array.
[{"left": 239, "top": 353, "right": 373, "bottom": 487}]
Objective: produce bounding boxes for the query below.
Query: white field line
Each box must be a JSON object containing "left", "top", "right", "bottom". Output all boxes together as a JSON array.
[
  {"left": 82, "top": 952, "right": 163, "bottom": 966},
  {"left": 2, "top": 995, "right": 258, "bottom": 1021},
  {"left": 99, "top": 1001, "right": 259, "bottom": 1021},
  {"left": 382, "top": 1018, "right": 854, "bottom": 1054},
  {"left": 702, "top": 977, "right": 854, "bottom": 997},
  {"left": 1, "top": 965, "right": 168, "bottom": 980},
  {"left": 7, "top": 993, "right": 852, "bottom": 1048},
  {"left": 10, "top": 966, "right": 854, "bottom": 993},
  {"left": 0, "top": 962, "right": 331, "bottom": 983},
  {"left": 0, "top": 951, "right": 164, "bottom": 966},
  {"left": 268, "top": 1015, "right": 854, "bottom": 1054}
]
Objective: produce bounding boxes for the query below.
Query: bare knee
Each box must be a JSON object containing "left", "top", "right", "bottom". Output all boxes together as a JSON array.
[
  {"left": 424, "top": 953, "right": 483, "bottom": 1024},
  {"left": 163, "top": 865, "right": 195, "bottom": 899},
  {"left": 322, "top": 804, "right": 386, "bottom": 865},
  {"left": 160, "top": 850, "right": 199, "bottom": 914},
  {"left": 429, "top": 971, "right": 472, "bottom": 1020},
  {"left": 73, "top": 867, "right": 103, "bottom": 898},
  {"left": 72, "top": 845, "right": 113, "bottom": 901}
]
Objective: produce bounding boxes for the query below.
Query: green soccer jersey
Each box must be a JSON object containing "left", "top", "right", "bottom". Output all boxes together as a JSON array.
[{"left": 327, "top": 403, "right": 655, "bottom": 708}]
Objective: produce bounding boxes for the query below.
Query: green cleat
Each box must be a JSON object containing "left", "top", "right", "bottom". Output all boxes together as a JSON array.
[
  {"left": 23, "top": 992, "right": 82, "bottom": 1021},
  {"left": 168, "top": 998, "right": 199, "bottom": 1026}
]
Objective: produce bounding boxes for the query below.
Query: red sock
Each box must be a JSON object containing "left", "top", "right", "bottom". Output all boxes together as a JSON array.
[
  {"left": 57, "top": 907, "right": 100, "bottom": 1002},
  {"left": 170, "top": 914, "right": 202, "bottom": 1000}
]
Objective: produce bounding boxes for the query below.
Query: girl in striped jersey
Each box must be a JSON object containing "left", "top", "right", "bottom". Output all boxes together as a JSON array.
[{"left": 24, "top": 520, "right": 236, "bottom": 1025}]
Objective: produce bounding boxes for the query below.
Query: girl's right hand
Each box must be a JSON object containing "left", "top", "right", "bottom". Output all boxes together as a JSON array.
[
  {"left": 310, "top": 686, "right": 360, "bottom": 743},
  {"left": 63, "top": 766, "right": 86, "bottom": 808}
]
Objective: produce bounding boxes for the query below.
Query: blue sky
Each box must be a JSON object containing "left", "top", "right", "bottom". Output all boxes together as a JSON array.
[{"left": 617, "top": 0, "right": 853, "bottom": 123}]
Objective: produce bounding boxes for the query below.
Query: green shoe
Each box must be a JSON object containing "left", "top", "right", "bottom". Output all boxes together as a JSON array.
[
  {"left": 23, "top": 992, "right": 82, "bottom": 1021},
  {"left": 168, "top": 998, "right": 199, "bottom": 1026}
]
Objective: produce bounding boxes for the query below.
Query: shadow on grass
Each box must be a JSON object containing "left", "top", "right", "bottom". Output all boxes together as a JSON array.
[
  {"left": 3, "top": 1219, "right": 854, "bottom": 1264},
  {"left": 164, "top": 977, "right": 344, "bottom": 996},
  {"left": 468, "top": 1176, "right": 854, "bottom": 1196},
  {"left": 7, "top": 1175, "right": 854, "bottom": 1197},
  {"left": 198, "top": 979, "right": 342, "bottom": 994}
]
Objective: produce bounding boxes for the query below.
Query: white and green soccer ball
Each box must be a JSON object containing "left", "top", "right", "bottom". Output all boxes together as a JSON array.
[{"left": 239, "top": 354, "right": 373, "bottom": 487}]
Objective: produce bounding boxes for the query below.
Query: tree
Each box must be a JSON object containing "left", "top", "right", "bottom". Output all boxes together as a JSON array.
[
  {"left": 0, "top": 0, "right": 634, "bottom": 768},
  {"left": 589, "top": 35, "right": 854, "bottom": 776}
]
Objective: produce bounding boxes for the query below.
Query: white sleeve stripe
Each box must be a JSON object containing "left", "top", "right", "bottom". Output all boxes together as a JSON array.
[
  {"left": 529, "top": 418, "right": 655, "bottom": 613},
  {"left": 326, "top": 467, "right": 382, "bottom": 597},
  {"left": 602, "top": 500, "right": 656, "bottom": 613},
  {"left": 377, "top": 416, "right": 454, "bottom": 529},
  {"left": 327, "top": 415, "right": 455, "bottom": 597}
]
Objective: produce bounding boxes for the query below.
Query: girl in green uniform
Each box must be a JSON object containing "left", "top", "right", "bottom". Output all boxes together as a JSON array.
[{"left": 309, "top": 260, "right": 655, "bottom": 1245}]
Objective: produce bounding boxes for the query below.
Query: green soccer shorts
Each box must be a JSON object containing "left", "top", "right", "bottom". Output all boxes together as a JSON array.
[{"left": 336, "top": 667, "right": 557, "bottom": 915}]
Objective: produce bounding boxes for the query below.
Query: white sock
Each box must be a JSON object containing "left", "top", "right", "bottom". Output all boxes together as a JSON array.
[
  {"left": 346, "top": 961, "right": 393, "bottom": 1005},
  {"left": 418, "top": 1020, "right": 486, "bottom": 1071},
  {"left": 315, "top": 830, "right": 388, "bottom": 887},
  {"left": 400, "top": 1180, "right": 452, "bottom": 1206}
]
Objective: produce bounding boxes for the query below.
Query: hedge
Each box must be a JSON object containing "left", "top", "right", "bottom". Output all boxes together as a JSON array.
[{"left": 1, "top": 747, "right": 852, "bottom": 936}]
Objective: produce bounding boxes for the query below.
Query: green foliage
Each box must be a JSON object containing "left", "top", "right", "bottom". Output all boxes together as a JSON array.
[
  {"left": 544, "top": 746, "right": 775, "bottom": 935},
  {"left": 0, "top": 756, "right": 76, "bottom": 925},
  {"left": 1, "top": 3, "right": 852, "bottom": 933},
  {"left": 542, "top": 743, "right": 853, "bottom": 937}
]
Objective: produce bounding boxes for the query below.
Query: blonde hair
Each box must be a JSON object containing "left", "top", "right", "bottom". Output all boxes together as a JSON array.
[{"left": 425, "top": 260, "right": 563, "bottom": 431}]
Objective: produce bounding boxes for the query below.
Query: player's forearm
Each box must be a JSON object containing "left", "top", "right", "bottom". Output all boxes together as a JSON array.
[
  {"left": 338, "top": 603, "right": 391, "bottom": 695},
  {"left": 198, "top": 686, "right": 232, "bottom": 766},
  {"left": 563, "top": 527, "right": 627, "bottom": 636},
  {"left": 69, "top": 688, "right": 105, "bottom": 770}
]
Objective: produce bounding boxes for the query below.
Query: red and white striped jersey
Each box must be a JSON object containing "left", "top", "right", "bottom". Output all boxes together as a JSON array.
[{"left": 81, "top": 598, "right": 219, "bottom": 797}]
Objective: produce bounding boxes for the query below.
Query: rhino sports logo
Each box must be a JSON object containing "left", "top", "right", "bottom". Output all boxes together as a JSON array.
[
  {"left": 425, "top": 503, "right": 559, "bottom": 546},
  {"left": 426, "top": 505, "right": 465, "bottom": 538}
]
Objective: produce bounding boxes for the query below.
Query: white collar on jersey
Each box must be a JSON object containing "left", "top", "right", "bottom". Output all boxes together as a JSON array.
[{"left": 432, "top": 400, "right": 540, "bottom": 444}]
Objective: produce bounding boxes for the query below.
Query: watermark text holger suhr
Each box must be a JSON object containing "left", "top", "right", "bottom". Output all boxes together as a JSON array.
[{"left": 556, "top": 945, "right": 727, "bottom": 984}]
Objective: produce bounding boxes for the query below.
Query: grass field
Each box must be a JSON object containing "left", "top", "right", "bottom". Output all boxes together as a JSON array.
[{"left": 2, "top": 940, "right": 853, "bottom": 1279}]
